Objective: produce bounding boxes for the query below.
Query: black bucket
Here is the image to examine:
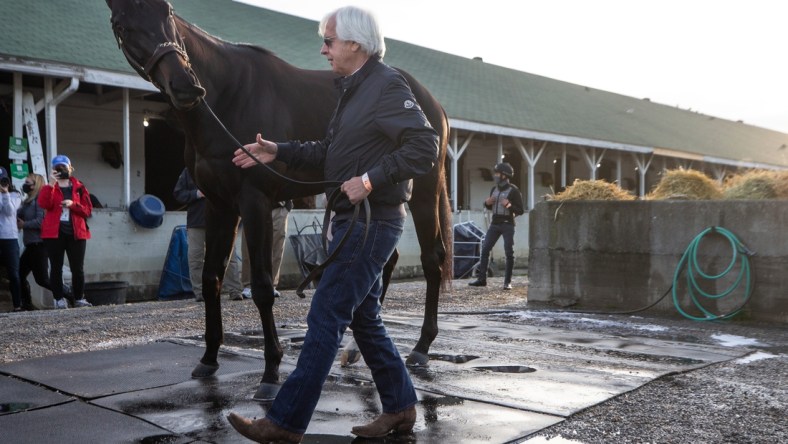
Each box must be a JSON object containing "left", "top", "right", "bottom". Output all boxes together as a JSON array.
[{"left": 84, "top": 281, "right": 129, "bottom": 306}]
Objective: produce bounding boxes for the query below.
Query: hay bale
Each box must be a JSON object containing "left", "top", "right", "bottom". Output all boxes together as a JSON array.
[
  {"left": 723, "top": 170, "right": 779, "bottom": 200},
  {"left": 551, "top": 179, "right": 635, "bottom": 201},
  {"left": 772, "top": 170, "right": 788, "bottom": 199},
  {"left": 647, "top": 168, "right": 722, "bottom": 200}
]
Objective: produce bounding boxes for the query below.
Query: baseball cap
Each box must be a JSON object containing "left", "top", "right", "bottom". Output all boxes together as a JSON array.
[{"left": 52, "top": 154, "right": 71, "bottom": 168}]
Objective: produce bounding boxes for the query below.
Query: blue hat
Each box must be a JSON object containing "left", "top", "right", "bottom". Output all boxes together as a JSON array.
[
  {"left": 52, "top": 154, "right": 71, "bottom": 168},
  {"left": 0, "top": 167, "right": 7, "bottom": 179}
]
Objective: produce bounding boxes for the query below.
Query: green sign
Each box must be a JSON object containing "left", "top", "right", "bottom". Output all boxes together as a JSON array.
[
  {"left": 10, "top": 162, "right": 29, "bottom": 180},
  {"left": 8, "top": 137, "right": 28, "bottom": 161}
]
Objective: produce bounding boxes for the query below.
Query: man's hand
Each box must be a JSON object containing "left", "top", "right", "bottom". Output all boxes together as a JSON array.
[
  {"left": 341, "top": 176, "right": 371, "bottom": 205},
  {"left": 485, "top": 196, "right": 495, "bottom": 206},
  {"left": 17, "top": 217, "right": 24, "bottom": 229},
  {"left": 500, "top": 197, "right": 511, "bottom": 208},
  {"left": 233, "top": 133, "right": 277, "bottom": 168}
]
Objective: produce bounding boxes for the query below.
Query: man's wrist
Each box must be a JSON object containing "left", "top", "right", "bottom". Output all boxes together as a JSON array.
[{"left": 361, "top": 172, "right": 373, "bottom": 192}]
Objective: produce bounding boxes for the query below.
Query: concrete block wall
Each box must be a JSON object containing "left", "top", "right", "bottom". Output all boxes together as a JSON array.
[{"left": 528, "top": 201, "right": 788, "bottom": 324}]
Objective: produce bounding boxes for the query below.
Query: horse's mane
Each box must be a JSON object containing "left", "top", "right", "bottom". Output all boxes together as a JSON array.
[{"left": 175, "top": 15, "right": 276, "bottom": 58}]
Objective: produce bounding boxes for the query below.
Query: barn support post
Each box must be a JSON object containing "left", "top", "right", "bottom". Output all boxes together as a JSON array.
[
  {"left": 632, "top": 152, "right": 654, "bottom": 197},
  {"left": 447, "top": 129, "right": 475, "bottom": 212},
  {"left": 513, "top": 137, "right": 546, "bottom": 210},
  {"left": 122, "top": 88, "right": 131, "bottom": 208}
]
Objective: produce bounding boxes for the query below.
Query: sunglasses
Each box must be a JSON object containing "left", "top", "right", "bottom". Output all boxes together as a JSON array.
[{"left": 323, "top": 36, "right": 338, "bottom": 47}]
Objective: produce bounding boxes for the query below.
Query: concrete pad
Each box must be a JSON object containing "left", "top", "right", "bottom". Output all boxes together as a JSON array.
[
  {"left": 0, "top": 375, "right": 73, "bottom": 415},
  {"left": 0, "top": 341, "right": 264, "bottom": 399},
  {"left": 0, "top": 400, "right": 179, "bottom": 444},
  {"left": 0, "top": 311, "right": 756, "bottom": 443},
  {"left": 95, "top": 365, "right": 560, "bottom": 443}
]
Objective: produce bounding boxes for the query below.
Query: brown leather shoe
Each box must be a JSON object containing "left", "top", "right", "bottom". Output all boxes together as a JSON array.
[
  {"left": 351, "top": 405, "right": 417, "bottom": 438},
  {"left": 226, "top": 412, "right": 303, "bottom": 443}
]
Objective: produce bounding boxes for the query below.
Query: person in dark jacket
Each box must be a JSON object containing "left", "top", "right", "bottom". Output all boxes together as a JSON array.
[
  {"left": 17, "top": 173, "right": 51, "bottom": 310},
  {"left": 227, "top": 6, "right": 439, "bottom": 443},
  {"left": 173, "top": 168, "right": 243, "bottom": 302},
  {"left": 469, "top": 162, "right": 525, "bottom": 290},
  {"left": 39, "top": 155, "right": 92, "bottom": 309}
]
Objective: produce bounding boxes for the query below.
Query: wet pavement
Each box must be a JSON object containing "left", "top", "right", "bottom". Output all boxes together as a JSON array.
[{"left": 0, "top": 310, "right": 767, "bottom": 443}]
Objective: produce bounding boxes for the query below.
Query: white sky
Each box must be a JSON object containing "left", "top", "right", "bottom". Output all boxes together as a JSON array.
[{"left": 239, "top": 0, "right": 788, "bottom": 134}]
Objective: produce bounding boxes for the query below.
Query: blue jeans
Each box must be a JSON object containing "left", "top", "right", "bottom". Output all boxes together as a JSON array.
[
  {"left": 0, "top": 238, "right": 21, "bottom": 308},
  {"left": 267, "top": 217, "right": 417, "bottom": 434}
]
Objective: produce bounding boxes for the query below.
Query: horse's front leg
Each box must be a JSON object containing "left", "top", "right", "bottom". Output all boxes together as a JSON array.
[
  {"left": 192, "top": 205, "right": 239, "bottom": 378},
  {"left": 239, "top": 192, "right": 282, "bottom": 400}
]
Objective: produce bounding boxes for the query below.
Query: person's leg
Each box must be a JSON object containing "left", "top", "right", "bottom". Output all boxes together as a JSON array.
[
  {"left": 271, "top": 206, "right": 288, "bottom": 288},
  {"left": 502, "top": 224, "right": 515, "bottom": 288},
  {"left": 64, "top": 237, "right": 87, "bottom": 304},
  {"left": 264, "top": 218, "right": 400, "bottom": 434},
  {"left": 44, "top": 237, "right": 67, "bottom": 306},
  {"left": 29, "top": 243, "right": 52, "bottom": 290},
  {"left": 240, "top": 230, "right": 251, "bottom": 289},
  {"left": 350, "top": 269, "right": 416, "bottom": 414},
  {"left": 470, "top": 224, "right": 502, "bottom": 286},
  {"left": 1, "top": 239, "right": 22, "bottom": 309},
  {"left": 187, "top": 227, "right": 205, "bottom": 301},
  {"left": 19, "top": 244, "right": 34, "bottom": 309},
  {"left": 222, "top": 242, "right": 243, "bottom": 299}
]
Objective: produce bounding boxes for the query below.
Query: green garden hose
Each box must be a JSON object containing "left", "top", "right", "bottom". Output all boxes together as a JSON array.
[{"left": 671, "top": 226, "right": 754, "bottom": 321}]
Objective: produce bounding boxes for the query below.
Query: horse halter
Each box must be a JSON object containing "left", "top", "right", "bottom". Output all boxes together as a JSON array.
[{"left": 111, "top": 10, "right": 191, "bottom": 89}]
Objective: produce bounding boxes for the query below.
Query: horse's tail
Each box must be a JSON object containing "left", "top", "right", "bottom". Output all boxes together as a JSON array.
[
  {"left": 439, "top": 175, "right": 453, "bottom": 291},
  {"left": 438, "top": 113, "right": 453, "bottom": 292}
]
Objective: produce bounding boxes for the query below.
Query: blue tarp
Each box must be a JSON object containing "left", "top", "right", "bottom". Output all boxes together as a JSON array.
[{"left": 158, "top": 225, "right": 194, "bottom": 300}]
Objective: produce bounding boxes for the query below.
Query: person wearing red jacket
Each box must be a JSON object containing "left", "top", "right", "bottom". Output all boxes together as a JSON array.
[{"left": 38, "top": 155, "right": 93, "bottom": 309}]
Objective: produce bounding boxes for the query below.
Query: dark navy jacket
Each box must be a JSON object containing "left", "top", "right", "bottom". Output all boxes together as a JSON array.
[{"left": 276, "top": 56, "right": 439, "bottom": 219}]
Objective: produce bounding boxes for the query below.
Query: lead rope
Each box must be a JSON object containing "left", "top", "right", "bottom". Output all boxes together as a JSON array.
[{"left": 200, "top": 99, "right": 371, "bottom": 298}]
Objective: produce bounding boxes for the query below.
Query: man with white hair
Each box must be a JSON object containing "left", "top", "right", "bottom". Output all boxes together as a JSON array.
[{"left": 228, "top": 5, "right": 439, "bottom": 443}]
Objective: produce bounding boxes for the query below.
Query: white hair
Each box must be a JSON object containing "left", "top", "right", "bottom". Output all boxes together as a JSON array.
[{"left": 319, "top": 6, "right": 386, "bottom": 58}]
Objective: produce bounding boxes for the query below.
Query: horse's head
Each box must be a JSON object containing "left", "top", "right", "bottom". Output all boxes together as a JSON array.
[{"left": 107, "top": 0, "right": 205, "bottom": 110}]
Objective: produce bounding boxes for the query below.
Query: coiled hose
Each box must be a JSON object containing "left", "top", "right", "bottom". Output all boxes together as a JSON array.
[
  {"left": 568, "top": 226, "right": 755, "bottom": 319},
  {"left": 671, "top": 226, "right": 754, "bottom": 321}
]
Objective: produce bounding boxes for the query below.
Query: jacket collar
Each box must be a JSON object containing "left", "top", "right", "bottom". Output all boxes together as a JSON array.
[{"left": 334, "top": 55, "right": 381, "bottom": 91}]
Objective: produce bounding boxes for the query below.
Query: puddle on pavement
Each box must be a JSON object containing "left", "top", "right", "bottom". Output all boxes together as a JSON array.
[
  {"left": 0, "top": 402, "right": 34, "bottom": 413},
  {"left": 138, "top": 433, "right": 183, "bottom": 443},
  {"left": 429, "top": 354, "right": 480, "bottom": 364},
  {"left": 473, "top": 365, "right": 536, "bottom": 373}
]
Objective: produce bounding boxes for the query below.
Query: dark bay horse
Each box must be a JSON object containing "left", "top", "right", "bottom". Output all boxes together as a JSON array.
[{"left": 106, "top": 0, "right": 452, "bottom": 399}]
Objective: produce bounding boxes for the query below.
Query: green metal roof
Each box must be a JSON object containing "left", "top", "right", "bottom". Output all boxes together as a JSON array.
[{"left": 2, "top": 0, "right": 787, "bottom": 168}]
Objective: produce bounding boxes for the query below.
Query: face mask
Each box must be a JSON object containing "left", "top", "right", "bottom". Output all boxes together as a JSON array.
[
  {"left": 22, "top": 184, "right": 33, "bottom": 193},
  {"left": 494, "top": 176, "right": 509, "bottom": 187},
  {"left": 56, "top": 169, "right": 70, "bottom": 179}
]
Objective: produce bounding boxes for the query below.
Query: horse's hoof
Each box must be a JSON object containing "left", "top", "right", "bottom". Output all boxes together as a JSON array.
[
  {"left": 253, "top": 382, "right": 281, "bottom": 401},
  {"left": 191, "top": 362, "right": 219, "bottom": 378},
  {"left": 340, "top": 348, "right": 362, "bottom": 367},
  {"left": 406, "top": 351, "right": 430, "bottom": 367}
]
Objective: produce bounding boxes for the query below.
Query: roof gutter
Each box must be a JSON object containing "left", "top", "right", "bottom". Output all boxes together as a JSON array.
[{"left": 450, "top": 118, "right": 654, "bottom": 154}]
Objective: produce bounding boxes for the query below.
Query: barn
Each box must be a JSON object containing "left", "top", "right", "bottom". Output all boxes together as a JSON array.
[{"left": 2, "top": 0, "right": 787, "bottom": 302}]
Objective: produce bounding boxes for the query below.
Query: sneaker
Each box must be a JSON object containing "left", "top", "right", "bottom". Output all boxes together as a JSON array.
[
  {"left": 468, "top": 278, "right": 487, "bottom": 287},
  {"left": 230, "top": 293, "right": 244, "bottom": 301},
  {"left": 241, "top": 287, "right": 252, "bottom": 299},
  {"left": 55, "top": 298, "right": 68, "bottom": 309},
  {"left": 503, "top": 283, "right": 513, "bottom": 290},
  {"left": 74, "top": 298, "right": 93, "bottom": 308}
]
